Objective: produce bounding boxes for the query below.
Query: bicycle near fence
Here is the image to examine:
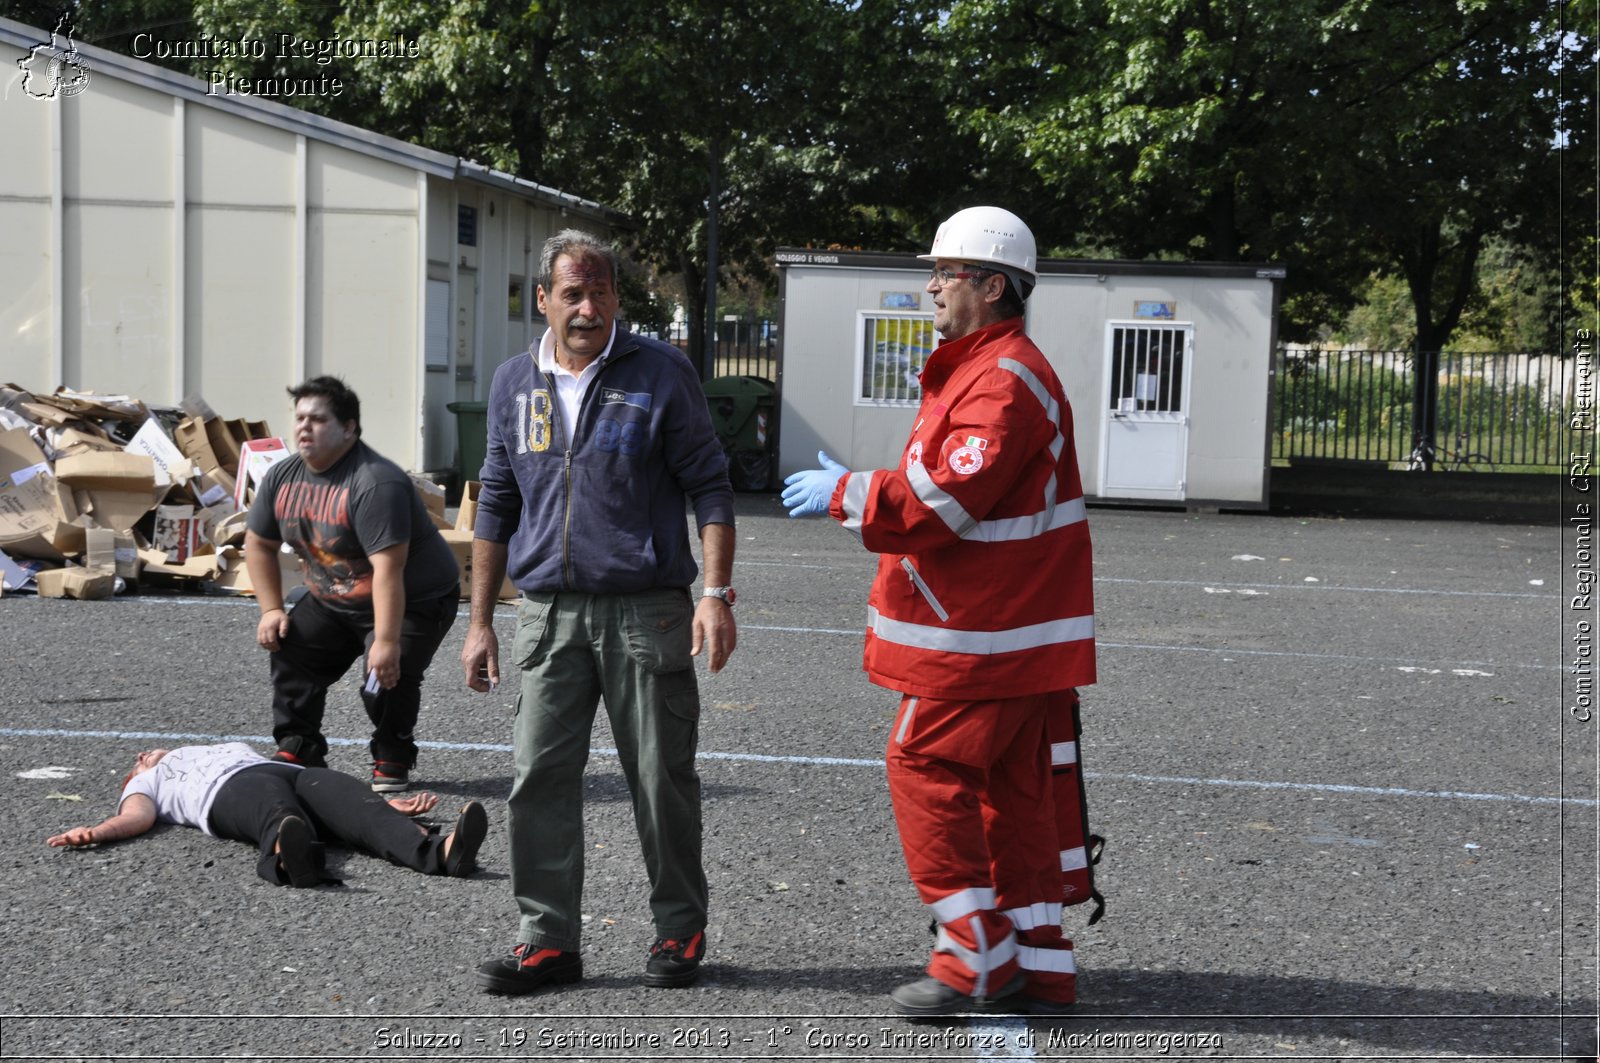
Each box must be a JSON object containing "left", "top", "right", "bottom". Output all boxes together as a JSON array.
[
  {"left": 1406, "top": 431, "right": 1496, "bottom": 472},
  {"left": 1273, "top": 346, "right": 1569, "bottom": 471}
]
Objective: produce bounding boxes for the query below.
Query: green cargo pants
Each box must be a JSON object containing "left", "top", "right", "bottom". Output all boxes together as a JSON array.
[{"left": 507, "top": 588, "right": 707, "bottom": 952}]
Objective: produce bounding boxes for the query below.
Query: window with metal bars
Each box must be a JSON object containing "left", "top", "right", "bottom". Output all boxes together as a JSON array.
[
  {"left": 856, "top": 312, "right": 937, "bottom": 405},
  {"left": 1109, "top": 325, "right": 1187, "bottom": 413}
]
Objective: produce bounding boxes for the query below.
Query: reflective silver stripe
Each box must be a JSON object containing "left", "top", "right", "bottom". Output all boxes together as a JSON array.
[
  {"left": 971, "top": 495, "right": 1086, "bottom": 544},
  {"left": 1051, "top": 740, "right": 1079, "bottom": 766},
  {"left": 900, "top": 558, "right": 950, "bottom": 621},
  {"left": 1003, "top": 901, "right": 1063, "bottom": 931},
  {"left": 1017, "top": 945, "right": 1078, "bottom": 975},
  {"left": 998, "top": 357, "right": 1060, "bottom": 427},
  {"left": 907, "top": 447, "right": 1085, "bottom": 544},
  {"left": 929, "top": 886, "right": 996, "bottom": 924},
  {"left": 907, "top": 460, "right": 978, "bottom": 538},
  {"left": 840, "top": 472, "right": 871, "bottom": 535},
  {"left": 1060, "top": 846, "right": 1088, "bottom": 872},
  {"left": 895, "top": 696, "right": 919, "bottom": 746},
  {"left": 995, "top": 356, "right": 1072, "bottom": 538},
  {"left": 971, "top": 918, "right": 992, "bottom": 998},
  {"left": 868, "top": 607, "right": 1095, "bottom": 655},
  {"left": 934, "top": 924, "right": 1019, "bottom": 989},
  {"left": 894, "top": 357, "right": 1082, "bottom": 546}
]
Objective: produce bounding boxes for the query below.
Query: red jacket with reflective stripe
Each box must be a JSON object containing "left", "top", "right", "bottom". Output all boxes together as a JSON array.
[{"left": 830, "top": 316, "right": 1096, "bottom": 699}]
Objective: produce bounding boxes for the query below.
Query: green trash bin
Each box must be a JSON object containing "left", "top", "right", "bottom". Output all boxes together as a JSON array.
[
  {"left": 446, "top": 401, "right": 489, "bottom": 488},
  {"left": 702, "top": 376, "right": 776, "bottom": 490}
]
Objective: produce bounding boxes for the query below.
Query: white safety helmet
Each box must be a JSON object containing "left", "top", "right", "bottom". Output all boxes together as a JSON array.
[{"left": 918, "top": 206, "right": 1038, "bottom": 297}]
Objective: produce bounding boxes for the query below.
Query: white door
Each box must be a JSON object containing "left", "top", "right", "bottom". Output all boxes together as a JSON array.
[
  {"left": 1099, "top": 322, "right": 1193, "bottom": 500},
  {"left": 421, "top": 277, "right": 454, "bottom": 473}
]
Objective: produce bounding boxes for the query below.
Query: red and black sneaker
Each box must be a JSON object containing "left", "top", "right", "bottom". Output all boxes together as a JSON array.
[
  {"left": 271, "top": 744, "right": 326, "bottom": 769},
  {"left": 644, "top": 931, "right": 705, "bottom": 987},
  {"left": 476, "top": 944, "right": 582, "bottom": 995},
  {"left": 370, "top": 760, "right": 410, "bottom": 792}
]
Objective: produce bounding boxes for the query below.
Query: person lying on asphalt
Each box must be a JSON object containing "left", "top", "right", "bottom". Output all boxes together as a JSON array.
[{"left": 45, "top": 742, "right": 487, "bottom": 887}]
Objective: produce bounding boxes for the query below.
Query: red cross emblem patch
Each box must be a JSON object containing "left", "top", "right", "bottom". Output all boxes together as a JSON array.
[{"left": 949, "top": 445, "right": 984, "bottom": 475}]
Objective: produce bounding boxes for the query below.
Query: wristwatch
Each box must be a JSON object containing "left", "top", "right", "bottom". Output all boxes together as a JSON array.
[{"left": 701, "top": 585, "right": 737, "bottom": 607}]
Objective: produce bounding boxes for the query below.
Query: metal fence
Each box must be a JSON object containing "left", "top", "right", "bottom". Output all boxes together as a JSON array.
[
  {"left": 624, "top": 318, "right": 779, "bottom": 382},
  {"left": 1273, "top": 346, "right": 1572, "bottom": 470}
]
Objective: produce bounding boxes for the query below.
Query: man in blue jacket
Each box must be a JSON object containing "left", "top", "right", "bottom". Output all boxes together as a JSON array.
[{"left": 463, "top": 230, "right": 737, "bottom": 995}]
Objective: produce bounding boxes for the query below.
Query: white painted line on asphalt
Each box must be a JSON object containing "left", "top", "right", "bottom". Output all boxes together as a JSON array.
[
  {"left": 746, "top": 624, "right": 1554, "bottom": 672},
  {"left": 1106, "top": 770, "right": 1595, "bottom": 807},
  {"left": 972, "top": 1016, "right": 1032, "bottom": 1057},
  {"left": 1089, "top": 639, "right": 1550, "bottom": 671},
  {"left": 1098, "top": 577, "right": 1555, "bottom": 599},
  {"left": 21, "top": 596, "right": 1553, "bottom": 670},
  {"left": 5, "top": 727, "right": 1591, "bottom": 808}
]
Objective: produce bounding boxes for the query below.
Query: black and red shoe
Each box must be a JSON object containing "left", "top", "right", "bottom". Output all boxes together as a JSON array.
[
  {"left": 370, "top": 760, "right": 410, "bottom": 792},
  {"left": 644, "top": 931, "right": 705, "bottom": 987},
  {"left": 271, "top": 741, "right": 326, "bottom": 769},
  {"left": 476, "top": 944, "right": 582, "bottom": 995}
]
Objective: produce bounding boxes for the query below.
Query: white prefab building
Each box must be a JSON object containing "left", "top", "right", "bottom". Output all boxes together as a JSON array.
[
  {"left": 0, "top": 17, "right": 628, "bottom": 481},
  {"left": 775, "top": 249, "right": 1284, "bottom": 508}
]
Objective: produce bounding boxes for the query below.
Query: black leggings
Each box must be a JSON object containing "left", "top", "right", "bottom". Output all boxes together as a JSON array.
[{"left": 206, "top": 763, "right": 445, "bottom": 885}]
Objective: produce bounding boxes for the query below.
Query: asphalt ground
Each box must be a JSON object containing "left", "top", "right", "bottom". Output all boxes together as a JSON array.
[{"left": 1, "top": 497, "right": 1594, "bottom": 1061}]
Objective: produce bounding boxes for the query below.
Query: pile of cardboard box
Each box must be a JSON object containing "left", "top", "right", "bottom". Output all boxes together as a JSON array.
[
  {"left": 0, "top": 384, "right": 303, "bottom": 600},
  {"left": 0, "top": 384, "right": 505, "bottom": 603}
]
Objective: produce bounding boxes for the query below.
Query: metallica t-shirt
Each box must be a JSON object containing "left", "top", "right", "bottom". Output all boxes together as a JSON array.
[{"left": 247, "top": 441, "right": 459, "bottom": 612}]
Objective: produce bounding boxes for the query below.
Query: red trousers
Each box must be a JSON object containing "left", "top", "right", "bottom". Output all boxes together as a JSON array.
[{"left": 886, "top": 690, "right": 1078, "bottom": 1003}]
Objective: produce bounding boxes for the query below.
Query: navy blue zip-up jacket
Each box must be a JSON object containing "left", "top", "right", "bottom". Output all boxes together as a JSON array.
[{"left": 473, "top": 330, "right": 735, "bottom": 594}]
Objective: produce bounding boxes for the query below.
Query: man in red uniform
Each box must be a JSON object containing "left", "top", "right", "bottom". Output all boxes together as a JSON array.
[{"left": 782, "top": 206, "right": 1095, "bottom": 1016}]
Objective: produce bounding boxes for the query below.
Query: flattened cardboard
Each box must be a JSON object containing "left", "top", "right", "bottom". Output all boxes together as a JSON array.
[
  {"left": 136, "top": 546, "right": 223, "bottom": 582},
  {"left": 0, "top": 428, "right": 84, "bottom": 560},
  {"left": 209, "top": 542, "right": 304, "bottom": 596},
  {"left": 124, "top": 419, "right": 194, "bottom": 487},
  {"left": 174, "top": 417, "right": 226, "bottom": 473},
  {"left": 46, "top": 424, "right": 118, "bottom": 458},
  {"left": 40, "top": 388, "right": 147, "bottom": 424},
  {"left": 36, "top": 566, "right": 116, "bottom": 600},
  {"left": 205, "top": 418, "right": 243, "bottom": 474},
  {"left": 209, "top": 509, "right": 250, "bottom": 548},
  {"left": 85, "top": 527, "right": 140, "bottom": 582},
  {"left": 192, "top": 465, "right": 235, "bottom": 508},
  {"left": 55, "top": 451, "right": 169, "bottom": 533}
]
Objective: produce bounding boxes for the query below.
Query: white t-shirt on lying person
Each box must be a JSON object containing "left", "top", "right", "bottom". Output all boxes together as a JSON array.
[{"left": 119, "top": 743, "right": 296, "bottom": 835}]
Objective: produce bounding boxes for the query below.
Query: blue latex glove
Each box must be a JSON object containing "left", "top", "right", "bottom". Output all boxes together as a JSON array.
[{"left": 781, "top": 451, "right": 850, "bottom": 518}]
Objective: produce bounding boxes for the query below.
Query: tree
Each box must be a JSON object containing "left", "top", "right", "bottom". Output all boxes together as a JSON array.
[
  {"left": 939, "top": 1, "right": 1575, "bottom": 346},
  {"left": 939, "top": 0, "right": 1579, "bottom": 461},
  {"left": 40, "top": 0, "right": 960, "bottom": 373}
]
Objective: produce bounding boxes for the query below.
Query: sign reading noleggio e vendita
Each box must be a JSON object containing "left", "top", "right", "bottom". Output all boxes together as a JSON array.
[{"left": 130, "top": 32, "right": 421, "bottom": 98}]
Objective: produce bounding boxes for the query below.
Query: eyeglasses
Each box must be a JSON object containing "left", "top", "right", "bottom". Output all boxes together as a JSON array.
[{"left": 928, "top": 266, "right": 992, "bottom": 287}]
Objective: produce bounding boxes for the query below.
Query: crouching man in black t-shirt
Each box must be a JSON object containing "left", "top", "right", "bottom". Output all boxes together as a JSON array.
[{"left": 245, "top": 376, "right": 460, "bottom": 793}]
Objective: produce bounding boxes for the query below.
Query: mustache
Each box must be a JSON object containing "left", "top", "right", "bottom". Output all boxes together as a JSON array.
[{"left": 569, "top": 316, "right": 604, "bottom": 329}]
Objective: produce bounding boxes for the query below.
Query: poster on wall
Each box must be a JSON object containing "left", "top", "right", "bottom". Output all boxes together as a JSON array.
[{"left": 861, "top": 314, "right": 936, "bottom": 403}]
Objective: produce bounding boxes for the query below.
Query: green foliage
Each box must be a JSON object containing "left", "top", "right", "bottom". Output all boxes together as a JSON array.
[
  {"left": 1455, "top": 239, "right": 1566, "bottom": 353},
  {"left": 1274, "top": 348, "right": 1569, "bottom": 466},
  {"left": 940, "top": 0, "right": 1581, "bottom": 351},
  {"left": 6, "top": 0, "right": 1582, "bottom": 364},
  {"left": 1337, "top": 274, "right": 1416, "bottom": 351}
]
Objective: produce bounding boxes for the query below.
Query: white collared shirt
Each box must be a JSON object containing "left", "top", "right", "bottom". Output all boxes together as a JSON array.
[{"left": 536, "top": 322, "right": 618, "bottom": 449}]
